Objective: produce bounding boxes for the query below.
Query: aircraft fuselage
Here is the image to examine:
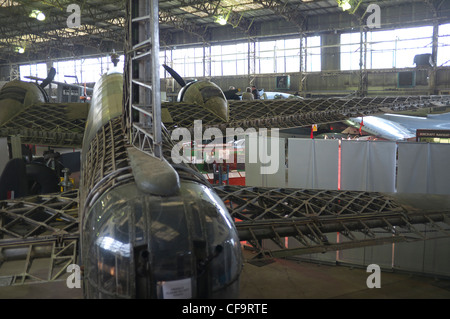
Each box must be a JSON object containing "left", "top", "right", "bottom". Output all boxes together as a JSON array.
[{"left": 79, "top": 71, "right": 243, "bottom": 298}]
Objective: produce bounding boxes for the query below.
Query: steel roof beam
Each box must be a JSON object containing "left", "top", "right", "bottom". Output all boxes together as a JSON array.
[{"left": 252, "top": 0, "right": 307, "bottom": 31}]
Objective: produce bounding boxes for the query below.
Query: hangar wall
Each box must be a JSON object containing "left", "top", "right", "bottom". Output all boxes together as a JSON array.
[
  {"left": 159, "top": 1, "right": 450, "bottom": 97},
  {"left": 160, "top": 66, "right": 450, "bottom": 101},
  {"left": 164, "top": 2, "right": 449, "bottom": 49}
]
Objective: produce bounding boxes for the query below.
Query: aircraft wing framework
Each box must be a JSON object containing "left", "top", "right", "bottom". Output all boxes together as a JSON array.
[
  {"left": 163, "top": 95, "right": 450, "bottom": 133},
  {"left": 0, "top": 190, "right": 79, "bottom": 285},
  {"left": 215, "top": 185, "right": 450, "bottom": 259},
  {"left": 1, "top": 185, "right": 449, "bottom": 284},
  {"left": 0, "top": 102, "right": 88, "bottom": 148}
]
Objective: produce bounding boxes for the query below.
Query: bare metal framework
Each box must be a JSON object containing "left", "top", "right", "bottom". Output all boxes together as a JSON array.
[
  {"left": 253, "top": 0, "right": 307, "bottom": 31},
  {"left": 163, "top": 95, "right": 450, "bottom": 133},
  {"left": 0, "top": 102, "right": 88, "bottom": 148},
  {"left": 0, "top": 191, "right": 79, "bottom": 284},
  {"left": 215, "top": 186, "right": 450, "bottom": 258},
  {"left": 80, "top": 117, "right": 132, "bottom": 210},
  {"left": 126, "top": 0, "right": 163, "bottom": 159},
  {"left": 0, "top": 0, "right": 126, "bottom": 63}
]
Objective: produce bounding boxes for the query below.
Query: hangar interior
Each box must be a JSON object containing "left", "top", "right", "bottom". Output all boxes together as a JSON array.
[{"left": 0, "top": 0, "right": 450, "bottom": 299}]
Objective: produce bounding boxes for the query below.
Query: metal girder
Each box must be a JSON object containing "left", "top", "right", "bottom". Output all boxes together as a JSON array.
[
  {"left": 253, "top": 0, "right": 306, "bottom": 30},
  {"left": 177, "top": 0, "right": 257, "bottom": 35},
  {"left": 0, "top": 0, "right": 125, "bottom": 61},
  {"left": 159, "top": 8, "right": 211, "bottom": 42}
]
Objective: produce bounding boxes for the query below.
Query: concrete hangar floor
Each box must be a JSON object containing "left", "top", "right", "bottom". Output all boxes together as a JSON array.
[{"left": 0, "top": 249, "right": 449, "bottom": 299}]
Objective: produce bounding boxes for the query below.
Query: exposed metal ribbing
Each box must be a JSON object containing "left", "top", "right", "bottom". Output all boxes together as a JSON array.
[
  {"left": 163, "top": 95, "right": 450, "bottom": 133},
  {"left": 80, "top": 117, "right": 131, "bottom": 210},
  {"left": 215, "top": 185, "right": 450, "bottom": 258},
  {"left": 0, "top": 103, "right": 87, "bottom": 147}
]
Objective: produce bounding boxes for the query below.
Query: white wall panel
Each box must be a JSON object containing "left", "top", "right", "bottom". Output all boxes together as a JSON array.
[
  {"left": 262, "top": 137, "right": 285, "bottom": 187},
  {"left": 245, "top": 135, "right": 285, "bottom": 187},
  {"left": 340, "top": 140, "right": 396, "bottom": 192},
  {"left": 245, "top": 134, "right": 262, "bottom": 186},
  {"left": 288, "top": 138, "right": 339, "bottom": 190},
  {"left": 397, "top": 143, "right": 429, "bottom": 193},
  {"left": 397, "top": 143, "right": 450, "bottom": 194},
  {"left": 428, "top": 143, "right": 450, "bottom": 195}
]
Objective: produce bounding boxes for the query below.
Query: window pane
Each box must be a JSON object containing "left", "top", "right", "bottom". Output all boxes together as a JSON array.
[
  {"left": 235, "top": 43, "right": 247, "bottom": 75},
  {"left": 236, "top": 59, "right": 247, "bottom": 76},
  {"left": 211, "top": 45, "right": 221, "bottom": 76},
  {"left": 222, "top": 44, "right": 237, "bottom": 76},
  {"left": 285, "top": 38, "right": 299, "bottom": 49},
  {"left": 74, "top": 59, "right": 82, "bottom": 83},
  {"left": 19, "top": 65, "right": 31, "bottom": 81},
  {"left": 36, "top": 63, "right": 48, "bottom": 79},
  {"left": 438, "top": 23, "right": 450, "bottom": 67},
  {"left": 258, "top": 41, "right": 275, "bottom": 74},
  {"left": 341, "top": 33, "right": 360, "bottom": 71},
  {"left": 369, "top": 29, "right": 396, "bottom": 69},
  {"left": 394, "top": 26, "right": 433, "bottom": 68},
  {"left": 222, "top": 60, "right": 236, "bottom": 76},
  {"left": 274, "top": 40, "right": 285, "bottom": 73},
  {"left": 81, "top": 58, "right": 102, "bottom": 83},
  {"left": 172, "top": 48, "right": 187, "bottom": 77},
  {"left": 342, "top": 26, "right": 432, "bottom": 70},
  {"left": 306, "top": 36, "right": 321, "bottom": 72},
  {"left": 54, "top": 60, "right": 76, "bottom": 83},
  {"left": 284, "top": 39, "right": 300, "bottom": 73},
  {"left": 286, "top": 55, "right": 300, "bottom": 73},
  {"left": 160, "top": 50, "right": 167, "bottom": 78}
]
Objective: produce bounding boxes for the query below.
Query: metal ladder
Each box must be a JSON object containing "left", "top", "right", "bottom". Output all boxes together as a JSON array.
[{"left": 127, "top": 0, "right": 162, "bottom": 159}]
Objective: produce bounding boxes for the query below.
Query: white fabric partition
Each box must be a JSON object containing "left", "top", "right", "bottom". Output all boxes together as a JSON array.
[
  {"left": 245, "top": 135, "right": 262, "bottom": 187},
  {"left": 245, "top": 135, "right": 285, "bottom": 187},
  {"left": 288, "top": 138, "right": 339, "bottom": 190},
  {"left": 427, "top": 143, "right": 450, "bottom": 194},
  {"left": 340, "top": 140, "right": 397, "bottom": 193},
  {"left": 397, "top": 142, "right": 450, "bottom": 194}
]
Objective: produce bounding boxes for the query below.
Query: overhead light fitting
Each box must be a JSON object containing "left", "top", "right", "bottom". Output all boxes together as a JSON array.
[
  {"left": 337, "top": 0, "right": 351, "bottom": 11},
  {"left": 15, "top": 46, "right": 25, "bottom": 54},
  {"left": 336, "top": 0, "right": 363, "bottom": 13},
  {"left": 30, "top": 9, "right": 45, "bottom": 21},
  {"left": 342, "top": 2, "right": 351, "bottom": 10},
  {"left": 215, "top": 15, "right": 228, "bottom": 25},
  {"left": 215, "top": 9, "right": 231, "bottom": 26}
]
